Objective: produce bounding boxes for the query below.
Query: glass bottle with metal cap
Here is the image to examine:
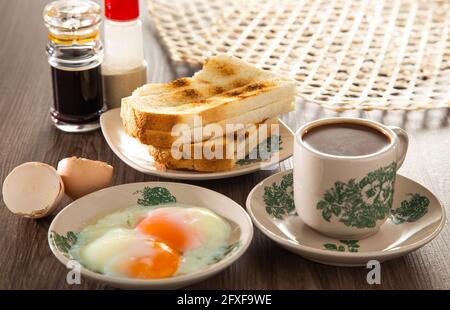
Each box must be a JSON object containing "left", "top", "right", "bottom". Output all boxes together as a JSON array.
[{"left": 43, "top": 0, "right": 106, "bottom": 132}]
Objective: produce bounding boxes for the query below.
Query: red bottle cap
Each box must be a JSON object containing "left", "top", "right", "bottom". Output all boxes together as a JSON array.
[{"left": 104, "top": 0, "right": 139, "bottom": 21}]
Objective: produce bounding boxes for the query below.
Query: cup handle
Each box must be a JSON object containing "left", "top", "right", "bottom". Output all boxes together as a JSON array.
[{"left": 389, "top": 126, "right": 409, "bottom": 170}]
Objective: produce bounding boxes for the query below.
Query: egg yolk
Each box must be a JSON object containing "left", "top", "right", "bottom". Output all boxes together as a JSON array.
[
  {"left": 136, "top": 213, "right": 197, "bottom": 252},
  {"left": 127, "top": 242, "right": 180, "bottom": 279}
]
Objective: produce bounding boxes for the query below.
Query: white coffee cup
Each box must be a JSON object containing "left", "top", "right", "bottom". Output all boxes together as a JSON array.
[{"left": 293, "top": 118, "right": 409, "bottom": 239}]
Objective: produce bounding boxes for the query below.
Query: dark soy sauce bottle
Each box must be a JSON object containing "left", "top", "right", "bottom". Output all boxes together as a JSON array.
[
  {"left": 50, "top": 66, "right": 103, "bottom": 124},
  {"left": 44, "top": 0, "right": 106, "bottom": 132}
]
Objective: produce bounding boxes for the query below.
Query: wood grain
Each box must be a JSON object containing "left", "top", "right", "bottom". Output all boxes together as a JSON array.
[{"left": 0, "top": 0, "right": 448, "bottom": 290}]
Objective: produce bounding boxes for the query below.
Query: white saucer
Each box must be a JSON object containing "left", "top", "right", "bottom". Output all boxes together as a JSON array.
[
  {"left": 100, "top": 108, "right": 294, "bottom": 180},
  {"left": 246, "top": 169, "right": 445, "bottom": 267},
  {"left": 49, "top": 181, "right": 253, "bottom": 289}
]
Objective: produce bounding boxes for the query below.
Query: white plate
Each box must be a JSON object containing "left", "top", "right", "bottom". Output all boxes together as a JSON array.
[
  {"left": 100, "top": 108, "right": 294, "bottom": 180},
  {"left": 246, "top": 169, "right": 445, "bottom": 267},
  {"left": 48, "top": 182, "right": 253, "bottom": 289}
]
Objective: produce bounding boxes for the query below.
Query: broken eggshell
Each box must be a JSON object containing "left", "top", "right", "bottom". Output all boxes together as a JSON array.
[
  {"left": 2, "top": 162, "right": 65, "bottom": 218},
  {"left": 57, "top": 157, "right": 113, "bottom": 200}
]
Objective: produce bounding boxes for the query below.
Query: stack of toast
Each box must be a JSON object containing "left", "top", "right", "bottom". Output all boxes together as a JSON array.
[{"left": 121, "top": 54, "right": 296, "bottom": 172}]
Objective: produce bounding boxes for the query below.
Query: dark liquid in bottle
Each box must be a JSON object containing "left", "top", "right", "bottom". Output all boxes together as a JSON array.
[{"left": 51, "top": 65, "right": 104, "bottom": 124}]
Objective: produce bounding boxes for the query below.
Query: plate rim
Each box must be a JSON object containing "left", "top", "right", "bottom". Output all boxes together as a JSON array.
[
  {"left": 246, "top": 169, "right": 446, "bottom": 260},
  {"left": 100, "top": 108, "right": 294, "bottom": 180},
  {"left": 48, "top": 181, "right": 254, "bottom": 287}
]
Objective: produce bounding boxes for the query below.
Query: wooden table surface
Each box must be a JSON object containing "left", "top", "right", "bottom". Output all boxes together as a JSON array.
[{"left": 1, "top": 0, "right": 449, "bottom": 290}]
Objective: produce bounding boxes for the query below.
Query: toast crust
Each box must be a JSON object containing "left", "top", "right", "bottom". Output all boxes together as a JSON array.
[
  {"left": 129, "top": 100, "right": 293, "bottom": 147},
  {"left": 148, "top": 119, "right": 276, "bottom": 172},
  {"left": 149, "top": 147, "right": 237, "bottom": 172},
  {"left": 121, "top": 81, "right": 291, "bottom": 132}
]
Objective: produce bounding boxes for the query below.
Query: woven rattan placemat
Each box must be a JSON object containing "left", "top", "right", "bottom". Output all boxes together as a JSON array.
[{"left": 148, "top": 0, "right": 450, "bottom": 111}]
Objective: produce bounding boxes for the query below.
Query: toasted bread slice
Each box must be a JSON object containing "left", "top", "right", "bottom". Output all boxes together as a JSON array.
[
  {"left": 135, "top": 99, "right": 293, "bottom": 148},
  {"left": 121, "top": 54, "right": 296, "bottom": 140},
  {"left": 149, "top": 119, "right": 276, "bottom": 172}
]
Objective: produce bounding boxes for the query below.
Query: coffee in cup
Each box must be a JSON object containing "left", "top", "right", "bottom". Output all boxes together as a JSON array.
[
  {"left": 302, "top": 122, "right": 391, "bottom": 156},
  {"left": 293, "top": 118, "right": 409, "bottom": 239}
]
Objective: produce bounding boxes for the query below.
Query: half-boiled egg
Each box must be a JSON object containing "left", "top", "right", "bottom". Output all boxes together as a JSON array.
[{"left": 70, "top": 203, "right": 232, "bottom": 279}]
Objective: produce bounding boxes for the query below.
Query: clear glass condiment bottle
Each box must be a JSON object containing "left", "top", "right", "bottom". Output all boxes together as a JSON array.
[{"left": 43, "top": 0, "right": 106, "bottom": 133}]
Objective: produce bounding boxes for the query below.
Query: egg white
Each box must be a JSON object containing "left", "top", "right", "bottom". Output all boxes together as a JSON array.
[{"left": 70, "top": 203, "right": 232, "bottom": 278}]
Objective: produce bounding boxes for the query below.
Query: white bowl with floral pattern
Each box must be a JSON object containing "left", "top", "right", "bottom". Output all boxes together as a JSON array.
[{"left": 48, "top": 182, "right": 253, "bottom": 289}]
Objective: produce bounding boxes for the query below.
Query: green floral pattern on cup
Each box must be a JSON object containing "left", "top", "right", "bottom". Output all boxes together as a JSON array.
[
  {"left": 317, "top": 162, "right": 397, "bottom": 228},
  {"left": 391, "top": 193, "right": 429, "bottom": 224},
  {"left": 323, "top": 240, "right": 360, "bottom": 252},
  {"left": 263, "top": 173, "right": 297, "bottom": 219}
]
